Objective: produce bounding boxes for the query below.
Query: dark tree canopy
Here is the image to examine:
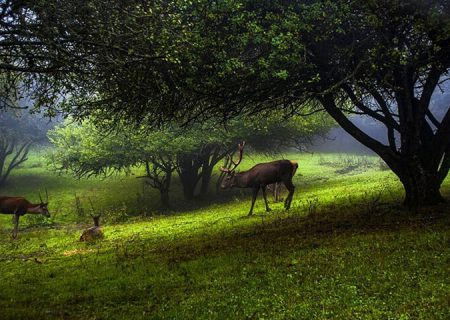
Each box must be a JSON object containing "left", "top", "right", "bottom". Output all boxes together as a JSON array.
[
  {"left": 0, "top": 0, "right": 183, "bottom": 120},
  {"left": 1, "top": 0, "right": 450, "bottom": 207}
]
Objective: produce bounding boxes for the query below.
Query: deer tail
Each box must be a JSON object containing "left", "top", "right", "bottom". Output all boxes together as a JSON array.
[{"left": 290, "top": 160, "right": 299, "bottom": 177}]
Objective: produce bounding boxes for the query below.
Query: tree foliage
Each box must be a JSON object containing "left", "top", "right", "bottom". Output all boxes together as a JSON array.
[
  {"left": 3, "top": 0, "right": 450, "bottom": 207},
  {"left": 0, "top": 0, "right": 184, "bottom": 120},
  {"left": 49, "top": 112, "right": 332, "bottom": 206}
]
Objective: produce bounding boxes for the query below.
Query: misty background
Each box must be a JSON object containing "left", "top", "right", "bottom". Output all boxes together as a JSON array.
[
  {"left": 1, "top": 85, "right": 449, "bottom": 154},
  {"left": 312, "top": 83, "right": 450, "bottom": 154}
]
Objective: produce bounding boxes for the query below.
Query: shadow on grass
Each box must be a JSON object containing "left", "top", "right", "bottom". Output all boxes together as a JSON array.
[
  {"left": 112, "top": 200, "right": 450, "bottom": 266},
  {"left": 162, "top": 189, "right": 252, "bottom": 212}
]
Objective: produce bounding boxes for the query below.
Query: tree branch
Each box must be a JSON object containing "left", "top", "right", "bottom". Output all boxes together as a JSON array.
[
  {"left": 341, "top": 84, "right": 400, "bottom": 131},
  {"left": 419, "top": 66, "right": 442, "bottom": 112},
  {"left": 426, "top": 109, "right": 441, "bottom": 129},
  {"left": 319, "top": 93, "right": 401, "bottom": 172},
  {"left": 431, "top": 107, "right": 450, "bottom": 170},
  {"left": 1, "top": 140, "right": 32, "bottom": 186}
]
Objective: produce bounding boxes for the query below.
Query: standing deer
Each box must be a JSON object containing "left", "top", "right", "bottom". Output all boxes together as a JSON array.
[
  {"left": 0, "top": 190, "right": 50, "bottom": 238},
  {"left": 220, "top": 142, "right": 298, "bottom": 216}
]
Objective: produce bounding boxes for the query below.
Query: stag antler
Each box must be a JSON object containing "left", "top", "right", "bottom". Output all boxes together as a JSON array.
[
  {"left": 38, "top": 188, "right": 49, "bottom": 204},
  {"left": 220, "top": 141, "right": 245, "bottom": 173},
  {"left": 39, "top": 188, "right": 49, "bottom": 204}
]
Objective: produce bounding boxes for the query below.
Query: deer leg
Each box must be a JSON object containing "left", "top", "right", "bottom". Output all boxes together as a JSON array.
[
  {"left": 262, "top": 186, "right": 271, "bottom": 212},
  {"left": 12, "top": 213, "right": 20, "bottom": 239},
  {"left": 283, "top": 180, "right": 295, "bottom": 210},
  {"left": 275, "top": 182, "right": 280, "bottom": 202},
  {"left": 248, "top": 186, "right": 260, "bottom": 216}
]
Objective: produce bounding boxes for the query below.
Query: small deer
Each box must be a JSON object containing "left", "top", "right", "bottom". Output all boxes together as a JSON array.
[
  {"left": 80, "top": 198, "right": 104, "bottom": 242},
  {"left": 220, "top": 142, "right": 298, "bottom": 215},
  {"left": 0, "top": 190, "right": 50, "bottom": 238}
]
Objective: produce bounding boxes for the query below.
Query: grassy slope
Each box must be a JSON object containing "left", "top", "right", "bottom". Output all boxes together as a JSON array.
[{"left": 0, "top": 152, "right": 449, "bottom": 319}]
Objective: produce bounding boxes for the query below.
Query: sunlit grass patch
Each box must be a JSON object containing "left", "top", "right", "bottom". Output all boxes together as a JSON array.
[
  {"left": 62, "top": 248, "right": 96, "bottom": 256},
  {"left": 0, "top": 151, "right": 449, "bottom": 319}
]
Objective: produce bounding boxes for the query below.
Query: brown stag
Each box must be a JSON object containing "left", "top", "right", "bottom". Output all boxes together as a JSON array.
[
  {"left": 0, "top": 191, "right": 50, "bottom": 238},
  {"left": 220, "top": 142, "right": 298, "bottom": 216}
]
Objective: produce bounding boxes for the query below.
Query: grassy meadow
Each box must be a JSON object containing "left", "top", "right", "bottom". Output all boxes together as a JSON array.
[{"left": 0, "top": 151, "right": 449, "bottom": 319}]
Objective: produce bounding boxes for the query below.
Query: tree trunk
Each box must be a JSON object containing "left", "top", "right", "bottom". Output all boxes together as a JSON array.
[
  {"left": 200, "top": 160, "right": 213, "bottom": 196},
  {"left": 200, "top": 145, "right": 228, "bottom": 196},
  {"left": 160, "top": 189, "right": 170, "bottom": 208},
  {"left": 399, "top": 167, "right": 445, "bottom": 208},
  {"left": 143, "top": 159, "right": 174, "bottom": 208},
  {"left": 179, "top": 172, "right": 198, "bottom": 200},
  {"left": 160, "top": 168, "right": 172, "bottom": 208},
  {"left": 177, "top": 154, "right": 202, "bottom": 200}
]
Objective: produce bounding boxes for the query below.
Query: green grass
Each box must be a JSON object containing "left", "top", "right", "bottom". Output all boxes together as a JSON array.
[{"left": 0, "top": 152, "right": 449, "bottom": 319}]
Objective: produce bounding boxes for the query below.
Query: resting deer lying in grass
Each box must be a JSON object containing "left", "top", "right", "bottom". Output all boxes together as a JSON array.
[
  {"left": 79, "top": 215, "right": 103, "bottom": 242},
  {"left": 0, "top": 190, "right": 50, "bottom": 238},
  {"left": 220, "top": 142, "right": 298, "bottom": 216}
]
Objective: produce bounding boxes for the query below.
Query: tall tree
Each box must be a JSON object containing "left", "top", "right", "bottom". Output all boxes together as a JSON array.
[
  {"left": 3, "top": 0, "right": 449, "bottom": 207},
  {"left": 177, "top": 0, "right": 450, "bottom": 207},
  {"left": 48, "top": 121, "right": 179, "bottom": 207}
]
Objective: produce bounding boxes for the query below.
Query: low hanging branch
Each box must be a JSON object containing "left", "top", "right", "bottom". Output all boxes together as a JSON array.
[{"left": 0, "top": 137, "right": 32, "bottom": 187}]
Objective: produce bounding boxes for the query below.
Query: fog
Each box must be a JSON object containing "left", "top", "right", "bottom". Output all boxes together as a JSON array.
[
  {"left": 1, "top": 84, "right": 449, "bottom": 154},
  {"left": 0, "top": 105, "right": 59, "bottom": 144},
  {"left": 311, "top": 84, "right": 450, "bottom": 154}
]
